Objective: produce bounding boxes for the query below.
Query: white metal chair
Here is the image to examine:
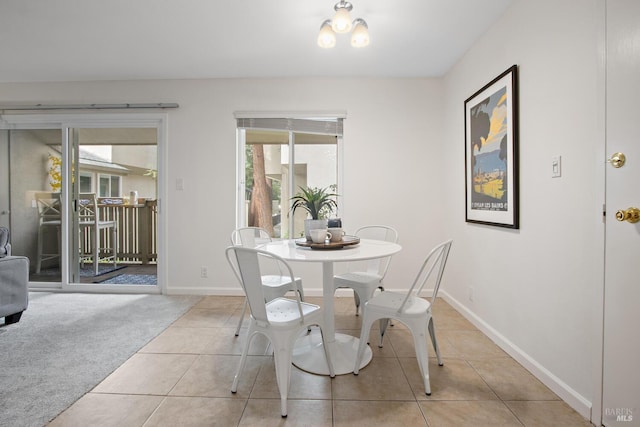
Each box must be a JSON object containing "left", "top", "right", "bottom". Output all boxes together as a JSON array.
[
  {"left": 78, "top": 193, "right": 117, "bottom": 275},
  {"left": 231, "top": 227, "right": 304, "bottom": 336},
  {"left": 226, "top": 246, "right": 335, "bottom": 417},
  {"left": 333, "top": 225, "right": 399, "bottom": 315},
  {"left": 34, "top": 192, "right": 62, "bottom": 273},
  {"left": 353, "top": 239, "right": 453, "bottom": 396}
]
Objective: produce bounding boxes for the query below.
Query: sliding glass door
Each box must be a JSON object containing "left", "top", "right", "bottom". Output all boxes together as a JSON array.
[
  {"left": 2, "top": 115, "right": 164, "bottom": 292},
  {"left": 67, "top": 127, "right": 159, "bottom": 287}
]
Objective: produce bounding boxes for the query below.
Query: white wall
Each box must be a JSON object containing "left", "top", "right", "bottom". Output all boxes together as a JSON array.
[
  {"left": 0, "top": 78, "right": 445, "bottom": 295},
  {"left": 442, "top": 0, "right": 601, "bottom": 418}
]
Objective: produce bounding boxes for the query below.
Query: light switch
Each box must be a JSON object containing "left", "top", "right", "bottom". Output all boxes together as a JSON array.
[
  {"left": 552, "top": 156, "right": 562, "bottom": 178},
  {"left": 176, "top": 177, "right": 184, "bottom": 190}
]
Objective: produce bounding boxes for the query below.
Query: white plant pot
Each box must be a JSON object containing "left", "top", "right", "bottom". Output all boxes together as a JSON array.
[{"left": 304, "top": 219, "right": 328, "bottom": 241}]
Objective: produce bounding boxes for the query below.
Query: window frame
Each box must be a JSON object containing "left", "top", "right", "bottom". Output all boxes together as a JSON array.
[
  {"left": 235, "top": 113, "right": 345, "bottom": 236},
  {"left": 79, "top": 172, "right": 93, "bottom": 193},
  {"left": 97, "top": 173, "right": 122, "bottom": 197}
]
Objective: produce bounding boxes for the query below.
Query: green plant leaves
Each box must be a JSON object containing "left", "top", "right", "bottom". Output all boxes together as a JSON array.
[{"left": 290, "top": 186, "right": 338, "bottom": 220}]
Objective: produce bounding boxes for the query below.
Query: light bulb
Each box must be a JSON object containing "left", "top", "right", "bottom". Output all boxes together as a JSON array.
[
  {"left": 332, "top": 5, "right": 353, "bottom": 33},
  {"left": 350, "top": 19, "right": 369, "bottom": 48},
  {"left": 317, "top": 20, "right": 336, "bottom": 48}
]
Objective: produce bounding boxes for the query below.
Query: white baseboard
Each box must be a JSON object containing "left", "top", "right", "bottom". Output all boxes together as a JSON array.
[{"left": 440, "top": 290, "right": 592, "bottom": 421}]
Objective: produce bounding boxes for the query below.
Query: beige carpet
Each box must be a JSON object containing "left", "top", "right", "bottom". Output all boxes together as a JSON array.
[{"left": 0, "top": 292, "right": 200, "bottom": 427}]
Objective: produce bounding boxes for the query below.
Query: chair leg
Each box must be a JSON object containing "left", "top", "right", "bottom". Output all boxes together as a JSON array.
[
  {"left": 353, "top": 313, "right": 375, "bottom": 374},
  {"left": 111, "top": 226, "right": 117, "bottom": 268},
  {"left": 231, "top": 325, "right": 255, "bottom": 393},
  {"left": 428, "top": 317, "right": 443, "bottom": 366},
  {"left": 235, "top": 298, "right": 248, "bottom": 336},
  {"left": 271, "top": 334, "right": 294, "bottom": 417},
  {"left": 353, "top": 286, "right": 374, "bottom": 316},
  {"left": 92, "top": 227, "right": 99, "bottom": 275},
  {"left": 378, "top": 318, "right": 391, "bottom": 347},
  {"left": 317, "top": 325, "right": 335, "bottom": 378},
  {"left": 410, "top": 320, "right": 431, "bottom": 395},
  {"left": 36, "top": 226, "right": 44, "bottom": 273},
  {"left": 377, "top": 286, "right": 394, "bottom": 327}
]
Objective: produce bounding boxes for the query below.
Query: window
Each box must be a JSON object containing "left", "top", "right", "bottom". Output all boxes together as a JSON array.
[
  {"left": 236, "top": 116, "right": 343, "bottom": 239},
  {"left": 98, "top": 174, "right": 121, "bottom": 197},
  {"left": 79, "top": 172, "right": 92, "bottom": 193}
]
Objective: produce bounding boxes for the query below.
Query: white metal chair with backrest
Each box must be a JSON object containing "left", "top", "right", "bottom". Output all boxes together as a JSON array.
[
  {"left": 226, "top": 246, "right": 335, "bottom": 418},
  {"left": 78, "top": 193, "right": 117, "bottom": 275},
  {"left": 353, "top": 239, "right": 453, "bottom": 396},
  {"left": 333, "top": 225, "right": 399, "bottom": 315},
  {"left": 34, "top": 192, "right": 62, "bottom": 273},
  {"left": 231, "top": 227, "right": 304, "bottom": 336}
]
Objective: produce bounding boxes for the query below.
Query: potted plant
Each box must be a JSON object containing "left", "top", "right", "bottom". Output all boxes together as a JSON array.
[{"left": 290, "top": 186, "right": 338, "bottom": 240}]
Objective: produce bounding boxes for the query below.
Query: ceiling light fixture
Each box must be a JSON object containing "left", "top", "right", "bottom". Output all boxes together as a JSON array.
[{"left": 317, "top": 0, "right": 369, "bottom": 48}]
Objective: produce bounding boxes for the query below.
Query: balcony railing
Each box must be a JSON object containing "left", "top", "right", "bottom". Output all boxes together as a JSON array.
[{"left": 80, "top": 199, "right": 157, "bottom": 264}]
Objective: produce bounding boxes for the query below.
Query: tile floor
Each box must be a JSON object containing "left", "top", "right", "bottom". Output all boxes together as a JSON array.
[{"left": 47, "top": 296, "right": 593, "bottom": 427}]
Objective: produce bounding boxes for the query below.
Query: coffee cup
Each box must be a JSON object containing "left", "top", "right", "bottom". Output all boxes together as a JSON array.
[
  {"left": 328, "top": 218, "right": 342, "bottom": 228},
  {"left": 328, "top": 227, "right": 345, "bottom": 242},
  {"left": 310, "top": 228, "right": 332, "bottom": 244}
]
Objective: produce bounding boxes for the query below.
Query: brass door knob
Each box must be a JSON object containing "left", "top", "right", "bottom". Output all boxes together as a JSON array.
[
  {"left": 615, "top": 207, "right": 640, "bottom": 223},
  {"left": 608, "top": 152, "right": 626, "bottom": 168}
]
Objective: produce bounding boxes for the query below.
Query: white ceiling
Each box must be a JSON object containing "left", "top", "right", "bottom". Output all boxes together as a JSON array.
[{"left": 0, "top": 0, "right": 514, "bottom": 83}]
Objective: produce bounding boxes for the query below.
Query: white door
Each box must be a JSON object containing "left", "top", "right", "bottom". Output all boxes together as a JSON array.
[{"left": 602, "top": 0, "right": 640, "bottom": 425}]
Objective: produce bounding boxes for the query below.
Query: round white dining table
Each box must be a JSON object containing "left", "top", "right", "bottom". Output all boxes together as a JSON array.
[{"left": 258, "top": 238, "right": 402, "bottom": 375}]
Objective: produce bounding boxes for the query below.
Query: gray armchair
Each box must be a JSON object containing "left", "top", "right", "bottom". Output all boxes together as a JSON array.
[{"left": 0, "top": 227, "right": 29, "bottom": 325}]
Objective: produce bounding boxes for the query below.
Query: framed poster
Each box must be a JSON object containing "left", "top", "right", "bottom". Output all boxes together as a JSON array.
[{"left": 464, "top": 65, "right": 519, "bottom": 228}]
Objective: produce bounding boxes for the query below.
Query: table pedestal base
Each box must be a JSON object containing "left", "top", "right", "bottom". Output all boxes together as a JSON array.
[{"left": 292, "top": 330, "right": 372, "bottom": 375}]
